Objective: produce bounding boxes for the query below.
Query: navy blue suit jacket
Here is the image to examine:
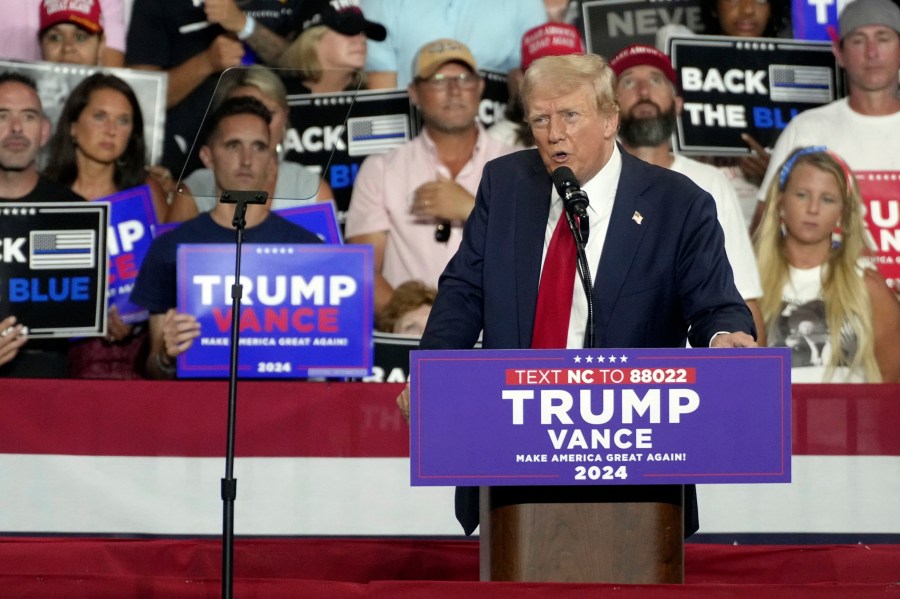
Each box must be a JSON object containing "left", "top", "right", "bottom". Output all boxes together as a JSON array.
[{"left": 420, "top": 147, "right": 755, "bottom": 535}]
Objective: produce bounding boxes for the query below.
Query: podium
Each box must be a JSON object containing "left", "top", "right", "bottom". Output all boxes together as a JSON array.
[
  {"left": 480, "top": 485, "right": 684, "bottom": 582},
  {"left": 409, "top": 347, "right": 792, "bottom": 584}
]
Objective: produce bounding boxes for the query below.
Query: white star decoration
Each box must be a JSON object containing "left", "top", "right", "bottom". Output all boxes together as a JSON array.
[
  {"left": 255, "top": 246, "right": 296, "bottom": 254},
  {"left": 571, "top": 354, "right": 628, "bottom": 364}
]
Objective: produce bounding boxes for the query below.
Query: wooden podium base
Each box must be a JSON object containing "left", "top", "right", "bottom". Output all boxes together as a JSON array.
[{"left": 479, "top": 485, "right": 685, "bottom": 583}]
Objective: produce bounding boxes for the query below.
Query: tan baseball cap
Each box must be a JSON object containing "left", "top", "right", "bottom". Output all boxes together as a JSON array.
[{"left": 413, "top": 38, "right": 478, "bottom": 80}]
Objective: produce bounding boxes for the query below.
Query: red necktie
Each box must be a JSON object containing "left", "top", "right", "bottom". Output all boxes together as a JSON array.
[{"left": 532, "top": 211, "right": 576, "bottom": 348}]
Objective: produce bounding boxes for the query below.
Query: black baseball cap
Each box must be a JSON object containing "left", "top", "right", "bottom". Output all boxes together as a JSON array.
[{"left": 299, "top": 0, "right": 387, "bottom": 41}]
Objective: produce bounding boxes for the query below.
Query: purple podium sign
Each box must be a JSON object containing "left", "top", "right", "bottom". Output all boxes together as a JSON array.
[{"left": 410, "top": 347, "right": 791, "bottom": 486}]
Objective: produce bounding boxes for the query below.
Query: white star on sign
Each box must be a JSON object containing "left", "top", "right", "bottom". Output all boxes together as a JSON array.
[
  {"left": 585, "top": 355, "right": 593, "bottom": 363},
  {"left": 620, "top": 355, "right": 628, "bottom": 363},
  {"left": 573, "top": 355, "right": 582, "bottom": 363},
  {"left": 609, "top": 355, "right": 617, "bottom": 363}
]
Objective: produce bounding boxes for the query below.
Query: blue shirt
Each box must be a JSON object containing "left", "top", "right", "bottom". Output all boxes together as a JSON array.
[
  {"left": 131, "top": 212, "right": 322, "bottom": 314},
  {"left": 360, "top": 0, "right": 547, "bottom": 87}
]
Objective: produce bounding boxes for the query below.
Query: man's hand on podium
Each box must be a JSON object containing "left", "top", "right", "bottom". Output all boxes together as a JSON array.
[
  {"left": 711, "top": 331, "right": 757, "bottom": 348},
  {"left": 397, "top": 384, "right": 410, "bottom": 424}
]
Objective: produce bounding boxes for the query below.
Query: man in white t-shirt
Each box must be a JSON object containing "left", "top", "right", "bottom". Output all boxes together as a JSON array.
[
  {"left": 609, "top": 44, "right": 767, "bottom": 343},
  {"left": 750, "top": 0, "right": 900, "bottom": 236}
]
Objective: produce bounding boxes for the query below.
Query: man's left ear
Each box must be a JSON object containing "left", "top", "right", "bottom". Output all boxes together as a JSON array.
[
  {"left": 675, "top": 95, "right": 684, "bottom": 114},
  {"left": 604, "top": 112, "right": 620, "bottom": 139},
  {"left": 831, "top": 39, "right": 845, "bottom": 69},
  {"left": 199, "top": 145, "right": 212, "bottom": 170}
]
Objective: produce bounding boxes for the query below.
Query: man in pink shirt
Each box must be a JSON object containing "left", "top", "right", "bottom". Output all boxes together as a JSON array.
[{"left": 345, "top": 38, "right": 516, "bottom": 313}]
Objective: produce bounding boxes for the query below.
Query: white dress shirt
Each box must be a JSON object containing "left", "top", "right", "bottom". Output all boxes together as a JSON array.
[{"left": 538, "top": 146, "right": 623, "bottom": 349}]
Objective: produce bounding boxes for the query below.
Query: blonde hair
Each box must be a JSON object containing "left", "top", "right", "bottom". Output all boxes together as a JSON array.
[
  {"left": 520, "top": 53, "right": 619, "bottom": 118},
  {"left": 279, "top": 25, "right": 365, "bottom": 88},
  {"left": 754, "top": 147, "right": 880, "bottom": 381},
  {"left": 213, "top": 65, "right": 289, "bottom": 113}
]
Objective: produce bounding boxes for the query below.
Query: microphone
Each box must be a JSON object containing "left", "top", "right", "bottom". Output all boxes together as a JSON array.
[
  {"left": 550, "top": 166, "right": 595, "bottom": 348},
  {"left": 434, "top": 220, "right": 451, "bottom": 243},
  {"left": 551, "top": 166, "right": 589, "bottom": 242}
]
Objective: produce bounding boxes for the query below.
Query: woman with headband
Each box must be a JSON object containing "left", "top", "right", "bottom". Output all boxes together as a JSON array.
[{"left": 754, "top": 146, "right": 900, "bottom": 382}]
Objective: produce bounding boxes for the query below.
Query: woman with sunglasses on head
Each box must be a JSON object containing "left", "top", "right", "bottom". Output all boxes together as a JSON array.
[{"left": 754, "top": 146, "right": 900, "bottom": 382}]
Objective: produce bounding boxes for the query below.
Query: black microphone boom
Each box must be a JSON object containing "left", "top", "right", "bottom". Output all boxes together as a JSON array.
[
  {"left": 551, "top": 166, "right": 590, "bottom": 243},
  {"left": 550, "top": 166, "right": 594, "bottom": 348},
  {"left": 551, "top": 166, "right": 590, "bottom": 222}
]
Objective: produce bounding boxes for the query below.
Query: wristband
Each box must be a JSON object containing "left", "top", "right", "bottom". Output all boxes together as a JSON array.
[
  {"left": 154, "top": 350, "right": 177, "bottom": 375},
  {"left": 237, "top": 14, "right": 256, "bottom": 40}
]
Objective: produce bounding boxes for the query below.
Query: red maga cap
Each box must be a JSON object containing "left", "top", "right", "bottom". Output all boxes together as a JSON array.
[
  {"left": 608, "top": 44, "right": 677, "bottom": 86},
  {"left": 39, "top": 0, "right": 103, "bottom": 35},
  {"left": 521, "top": 23, "right": 585, "bottom": 71}
]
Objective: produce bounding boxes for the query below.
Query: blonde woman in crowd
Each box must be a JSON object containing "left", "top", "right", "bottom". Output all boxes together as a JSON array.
[
  {"left": 754, "top": 146, "right": 900, "bottom": 382},
  {"left": 279, "top": 0, "right": 386, "bottom": 94}
]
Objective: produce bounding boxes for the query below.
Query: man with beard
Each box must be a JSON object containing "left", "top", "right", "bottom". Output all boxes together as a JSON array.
[
  {"left": 345, "top": 39, "right": 515, "bottom": 313},
  {"left": 0, "top": 72, "right": 85, "bottom": 377},
  {"left": 609, "top": 45, "right": 766, "bottom": 342}
]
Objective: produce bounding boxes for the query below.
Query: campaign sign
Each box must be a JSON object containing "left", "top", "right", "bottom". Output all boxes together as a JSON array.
[
  {"left": 477, "top": 69, "right": 510, "bottom": 129},
  {"left": 98, "top": 185, "right": 159, "bottom": 323},
  {"left": 0, "top": 60, "right": 167, "bottom": 166},
  {"left": 176, "top": 244, "right": 373, "bottom": 378},
  {"left": 670, "top": 36, "right": 843, "bottom": 155},
  {"left": 363, "top": 332, "right": 485, "bottom": 383},
  {"left": 276, "top": 202, "right": 343, "bottom": 244},
  {"left": 857, "top": 172, "right": 900, "bottom": 292},
  {"left": 792, "top": 0, "right": 843, "bottom": 41},
  {"left": 410, "top": 347, "right": 791, "bottom": 486},
  {"left": 282, "top": 85, "right": 419, "bottom": 222},
  {"left": 0, "top": 203, "right": 109, "bottom": 338},
  {"left": 582, "top": 0, "right": 705, "bottom": 59},
  {"left": 362, "top": 331, "right": 419, "bottom": 383}
]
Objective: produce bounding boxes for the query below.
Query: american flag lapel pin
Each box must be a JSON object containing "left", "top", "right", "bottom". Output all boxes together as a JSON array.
[{"left": 632, "top": 211, "right": 643, "bottom": 225}]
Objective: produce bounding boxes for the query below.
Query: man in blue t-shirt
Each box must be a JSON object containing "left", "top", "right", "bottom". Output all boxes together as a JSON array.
[{"left": 131, "top": 96, "right": 321, "bottom": 379}]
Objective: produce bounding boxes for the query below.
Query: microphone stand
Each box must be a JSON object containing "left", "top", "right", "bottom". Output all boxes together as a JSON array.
[
  {"left": 218, "top": 189, "right": 268, "bottom": 599},
  {"left": 564, "top": 209, "right": 595, "bottom": 349}
]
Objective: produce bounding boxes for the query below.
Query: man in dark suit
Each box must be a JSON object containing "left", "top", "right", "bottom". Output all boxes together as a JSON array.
[{"left": 397, "top": 54, "right": 756, "bottom": 537}]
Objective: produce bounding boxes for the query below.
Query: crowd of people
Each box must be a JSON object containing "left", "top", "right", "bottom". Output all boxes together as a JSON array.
[{"left": 1, "top": 0, "right": 898, "bottom": 384}]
